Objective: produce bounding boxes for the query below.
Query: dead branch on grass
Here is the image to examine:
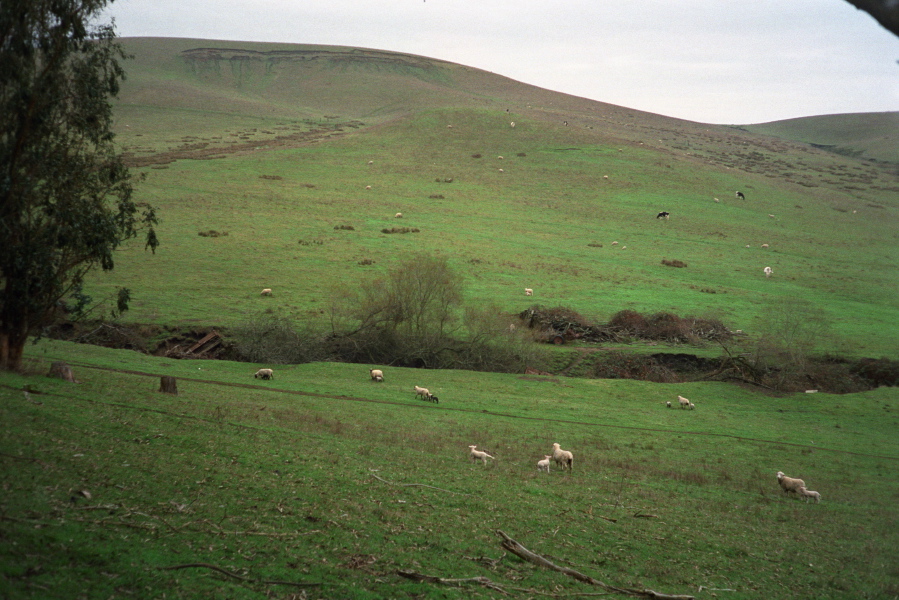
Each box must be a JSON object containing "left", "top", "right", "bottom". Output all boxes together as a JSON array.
[
  {"left": 397, "top": 570, "right": 509, "bottom": 594},
  {"left": 496, "top": 530, "right": 694, "bottom": 600},
  {"left": 159, "top": 563, "right": 320, "bottom": 588}
]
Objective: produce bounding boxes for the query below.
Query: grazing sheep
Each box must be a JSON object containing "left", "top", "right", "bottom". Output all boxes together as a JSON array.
[
  {"left": 736, "top": 191, "right": 746, "bottom": 200},
  {"left": 761, "top": 243, "right": 769, "bottom": 248},
  {"left": 510, "top": 121, "right": 516, "bottom": 128},
  {"left": 395, "top": 212, "right": 403, "bottom": 218},
  {"left": 261, "top": 288, "right": 273, "bottom": 296},
  {"left": 414, "top": 385, "right": 438, "bottom": 403},
  {"left": 498, "top": 168, "right": 504, "bottom": 173},
  {"left": 469, "top": 445, "right": 495, "bottom": 465},
  {"left": 537, "top": 455, "right": 552, "bottom": 473},
  {"left": 368, "top": 160, "right": 374, "bottom": 165},
  {"left": 656, "top": 211, "right": 670, "bottom": 220},
  {"left": 370, "top": 368, "right": 384, "bottom": 382},
  {"left": 768, "top": 214, "right": 775, "bottom": 218},
  {"left": 798, "top": 486, "right": 821, "bottom": 503},
  {"left": 776, "top": 471, "right": 806, "bottom": 495},
  {"left": 714, "top": 197, "right": 720, "bottom": 203},
  {"left": 497, "top": 155, "right": 504, "bottom": 159},
  {"left": 678, "top": 395, "right": 691, "bottom": 409},
  {"left": 603, "top": 175, "right": 609, "bottom": 180},
  {"left": 254, "top": 368, "right": 274, "bottom": 380},
  {"left": 611, "top": 241, "right": 618, "bottom": 245},
  {"left": 666, "top": 401, "right": 672, "bottom": 408},
  {"left": 551, "top": 443, "right": 574, "bottom": 471},
  {"left": 764, "top": 266, "right": 773, "bottom": 278},
  {"left": 525, "top": 288, "right": 533, "bottom": 296}
]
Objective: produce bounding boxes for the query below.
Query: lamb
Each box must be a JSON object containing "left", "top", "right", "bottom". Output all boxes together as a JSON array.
[
  {"left": 469, "top": 445, "right": 495, "bottom": 465},
  {"left": 370, "top": 368, "right": 384, "bottom": 382},
  {"left": 510, "top": 121, "right": 515, "bottom": 128},
  {"left": 797, "top": 486, "right": 821, "bottom": 503},
  {"left": 776, "top": 471, "right": 806, "bottom": 495},
  {"left": 764, "top": 266, "right": 773, "bottom": 278},
  {"left": 260, "top": 288, "right": 273, "bottom": 296},
  {"left": 678, "top": 395, "right": 691, "bottom": 409},
  {"left": 666, "top": 401, "right": 672, "bottom": 408},
  {"left": 537, "top": 455, "right": 552, "bottom": 473},
  {"left": 524, "top": 288, "right": 533, "bottom": 296},
  {"left": 551, "top": 443, "right": 574, "bottom": 471},
  {"left": 254, "top": 368, "right": 274, "bottom": 380}
]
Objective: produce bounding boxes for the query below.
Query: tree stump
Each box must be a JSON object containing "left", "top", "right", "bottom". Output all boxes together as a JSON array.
[
  {"left": 159, "top": 376, "right": 178, "bottom": 395},
  {"left": 48, "top": 361, "right": 77, "bottom": 382}
]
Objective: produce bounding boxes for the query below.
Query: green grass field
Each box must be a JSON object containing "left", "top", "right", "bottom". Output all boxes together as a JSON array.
[
  {"left": 2, "top": 38, "right": 898, "bottom": 599},
  {"left": 1, "top": 341, "right": 897, "bottom": 598}
]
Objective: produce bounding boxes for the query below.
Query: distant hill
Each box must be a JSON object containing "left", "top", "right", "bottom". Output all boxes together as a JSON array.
[{"left": 742, "top": 112, "right": 899, "bottom": 167}]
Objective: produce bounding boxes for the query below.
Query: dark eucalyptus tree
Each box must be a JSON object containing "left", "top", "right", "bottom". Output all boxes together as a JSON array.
[{"left": 0, "top": 0, "right": 158, "bottom": 370}]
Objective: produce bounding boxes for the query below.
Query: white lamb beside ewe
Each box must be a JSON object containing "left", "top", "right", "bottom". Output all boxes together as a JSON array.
[
  {"left": 537, "top": 455, "right": 552, "bottom": 473},
  {"left": 797, "top": 486, "right": 821, "bottom": 503},
  {"left": 469, "top": 445, "right": 495, "bottom": 465},
  {"left": 254, "top": 368, "right": 274, "bottom": 380},
  {"left": 551, "top": 443, "right": 574, "bottom": 471}
]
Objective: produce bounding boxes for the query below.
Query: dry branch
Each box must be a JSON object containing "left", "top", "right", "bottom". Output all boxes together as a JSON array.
[
  {"left": 159, "top": 563, "right": 320, "bottom": 588},
  {"left": 369, "top": 471, "right": 468, "bottom": 495},
  {"left": 496, "top": 530, "right": 694, "bottom": 600},
  {"left": 397, "top": 570, "right": 508, "bottom": 594}
]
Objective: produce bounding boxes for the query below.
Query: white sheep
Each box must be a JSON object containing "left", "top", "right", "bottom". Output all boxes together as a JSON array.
[
  {"left": 776, "top": 471, "right": 806, "bottom": 495},
  {"left": 537, "top": 455, "right": 551, "bottom": 473},
  {"left": 413, "top": 385, "right": 437, "bottom": 403},
  {"left": 498, "top": 168, "right": 504, "bottom": 173},
  {"left": 764, "top": 266, "right": 773, "bottom": 278},
  {"left": 365, "top": 185, "right": 372, "bottom": 190},
  {"left": 395, "top": 212, "right": 403, "bottom": 218},
  {"left": 510, "top": 121, "right": 515, "bottom": 128},
  {"left": 370, "top": 368, "right": 384, "bottom": 382},
  {"left": 260, "top": 288, "right": 273, "bottom": 296},
  {"left": 761, "top": 243, "right": 769, "bottom": 248},
  {"left": 469, "top": 445, "right": 495, "bottom": 465},
  {"left": 797, "top": 486, "right": 821, "bottom": 503},
  {"left": 689, "top": 402, "right": 695, "bottom": 410},
  {"left": 678, "top": 395, "right": 691, "bottom": 409},
  {"left": 551, "top": 443, "right": 574, "bottom": 471},
  {"left": 666, "top": 401, "right": 672, "bottom": 408},
  {"left": 254, "top": 368, "right": 274, "bottom": 380},
  {"left": 524, "top": 288, "right": 533, "bottom": 296}
]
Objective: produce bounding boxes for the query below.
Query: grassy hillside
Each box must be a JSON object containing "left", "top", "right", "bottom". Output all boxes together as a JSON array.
[
  {"left": 94, "top": 38, "right": 899, "bottom": 359},
  {"left": 1, "top": 341, "right": 897, "bottom": 598},
  {"left": 743, "top": 112, "right": 899, "bottom": 167}
]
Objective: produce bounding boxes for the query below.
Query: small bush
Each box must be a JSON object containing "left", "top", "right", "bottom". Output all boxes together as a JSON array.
[
  {"left": 381, "top": 227, "right": 420, "bottom": 234},
  {"left": 471, "top": 153, "right": 482, "bottom": 159},
  {"left": 298, "top": 239, "right": 324, "bottom": 246},
  {"left": 429, "top": 194, "right": 445, "bottom": 199},
  {"left": 198, "top": 230, "right": 228, "bottom": 237},
  {"left": 334, "top": 224, "right": 355, "bottom": 231},
  {"left": 661, "top": 259, "right": 688, "bottom": 268}
]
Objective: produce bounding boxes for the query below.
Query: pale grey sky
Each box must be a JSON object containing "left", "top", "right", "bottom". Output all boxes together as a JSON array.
[{"left": 101, "top": 0, "right": 899, "bottom": 124}]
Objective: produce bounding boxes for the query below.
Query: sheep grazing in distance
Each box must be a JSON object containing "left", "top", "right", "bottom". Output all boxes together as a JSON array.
[
  {"left": 497, "top": 155, "right": 504, "bottom": 160},
  {"left": 498, "top": 168, "right": 504, "bottom": 173},
  {"left": 395, "top": 212, "right": 403, "bottom": 218},
  {"left": 551, "top": 443, "right": 574, "bottom": 471},
  {"left": 714, "top": 197, "right": 720, "bottom": 203},
  {"left": 603, "top": 175, "right": 609, "bottom": 180},
  {"left": 537, "top": 455, "right": 552, "bottom": 473},
  {"left": 736, "top": 191, "right": 746, "bottom": 200},
  {"left": 469, "top": 445, "right": 495, "bottom": 465},
  {"left": 510, "top": 121, "right": 516, "bottom": 128},
  {"left": 761, "top": 243, "right": 769, "bottom": 248},
  {"left": 666, "top": 401, "right": 672, "bottom": 408},
  {"left": 611, "top": 241, "right": 618, "bottom": 245},
  {"left": 524, "top": 288, "right": 533, "bottom": 296},
  {"left": 368, "top": 160, "right": 374, "bottom": 165},
  {"left": 656, "top": 211, "right": 670, "bottom": 220},
  {"left": 798, "top": 486, "right": 821, "bottom": 503},
  {"left": 260, "top": 288, "right": 273, "bottom": 296},
  {"left": 414, "top": 385, "right": 438, "bottom": 403},
  {"left": 678, "top": 395, "right": 691, "bottom": 409},
  {"left": 776, "top": 471, "right": 806, "bottom": 495},
  {"left": 764, "top": 266, "right": 773, "bottom": 278},
  {"left": 369, "top": 368, "right": 384, "bottom": 382},
  {"left": 254, "top": 368, "right": 274, "bottom": 380}
]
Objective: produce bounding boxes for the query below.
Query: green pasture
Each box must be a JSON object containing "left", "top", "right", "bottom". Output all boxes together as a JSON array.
[
  {"left": 1, "top": 340, "right": 897, "bottom": 598},
  {"left": 90, "top": 104, "right": 899, "bottom": 356}
]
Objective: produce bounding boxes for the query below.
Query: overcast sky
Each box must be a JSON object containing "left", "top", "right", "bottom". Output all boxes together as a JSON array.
[{"left": 101, "top": 0, "right": 899, "bottom": 125}]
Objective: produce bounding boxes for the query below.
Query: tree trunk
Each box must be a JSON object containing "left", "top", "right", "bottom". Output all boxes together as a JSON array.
[
  {"left": 159, "top": 376, "right": 178, "bottom": 395},
  {"left": 48, "top": 361, "right": 76, "bottom": 382},
  {"left": 0, "top": 330, "right": 27, "bottom": 372}
]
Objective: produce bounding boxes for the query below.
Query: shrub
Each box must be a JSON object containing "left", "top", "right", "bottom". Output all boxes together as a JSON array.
[
  {"left": 198, "top": 230, "right": 228, "bottom": 237},
  {"left": 661, "top": 259, "right": 687, "bottom": 268}
]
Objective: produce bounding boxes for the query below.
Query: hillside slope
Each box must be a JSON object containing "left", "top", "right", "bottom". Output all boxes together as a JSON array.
[{"left": 95, "top": 38, "right": 899, "bottom": 358}]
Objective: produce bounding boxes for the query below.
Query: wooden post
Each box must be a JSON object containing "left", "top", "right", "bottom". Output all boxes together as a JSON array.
[
  {"left": 47, "top": 361, "right": 76, "bottom": 382},
  {"left": 159, "top": 375, "right": 178, "bottom": 395}
]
